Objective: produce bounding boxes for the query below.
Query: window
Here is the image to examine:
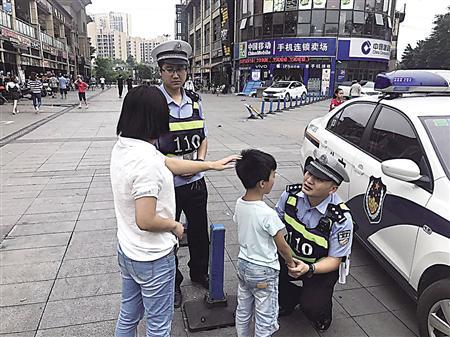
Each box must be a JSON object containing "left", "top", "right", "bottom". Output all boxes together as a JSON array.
[
  {"left": 367, "top": 107, "right": 429, "bottom": 183},
  {"left": 366, "top": 0, "right": 375, "bottom": 11},
  {"left": 354, "top": 0, "right": 365, "bottom": 10},
  {"left": 339, "top": 11, "right": 353, "bottom": 35},
  {"left": 273, "top": 12, "right": 284, "bottom": 35},
  {"left": 375, "top": 0, "right": 383, "bottom": 12},
  {"left": 254, "top": 14, "right": 263, "bottom": 37},
  {"left": 286, "top": 0, "right": 298, "bottom": 11},
  {"left": 263, "top": 13, "right": 273, "bottom": 36},
  {"left": 326, "top": 103, "right": 375, "bottom": 146},
  {"left": 311, "top": 10, "right": 325, "bottom": 35},
  {"left": 326, "top": 0, "right": 340, "bottom": 9},
  {"left": 326, "top": 10, "right": 339, "bottom": 23},
  {"left": 298, "top": 10, "right": 311, "bottom": 23},
  {"left": 353, "top": 11, "right": 365, "bottom": 34},
  {"left": 364, "top": 13, "right": 375, "bottom": 35},
  {"left": 204, "top": 22, "right": 210, "bottom": 47},
  {"left": 325, "top": 24, "right": 338, "bottom": 35},
  {"left": 285, "top": 11, "right": 298, "bottom": 35},
  {"left": 255, "top": 0, "right": 264, "bottom": 14},
  {"left": 297, "top": 23, "right": 310, "bottom": 35}
]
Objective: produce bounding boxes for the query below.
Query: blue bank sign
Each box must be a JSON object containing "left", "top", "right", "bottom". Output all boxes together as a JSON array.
[{"left": 240, "top": 38, "right": 336, "bottom": 59}]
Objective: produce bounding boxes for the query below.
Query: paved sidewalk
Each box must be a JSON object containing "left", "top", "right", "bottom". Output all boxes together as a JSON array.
[{"left": 0, "top": 88, "right": 418, "bottom": 337}]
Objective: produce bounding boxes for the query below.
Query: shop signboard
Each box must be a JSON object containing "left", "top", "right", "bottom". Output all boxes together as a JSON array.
[
  {"left": 239, "top": 42, "right": 247, "bottom": 59},
  {"left": 313, "top": 0, "right": 326, "bottom": 9},
  {"left": 298, "top": 0, "right": 312, "bottom": 10},
  {"left": 220, "top": 0, "right": 233, "bottom": 59},
  {"left": 285, "top": 0, "right": 298, "bottom": 10},
  {"left": 340, "top": 0, "right": 354, "bottom": 10},
  {"left": 3, "top": 0, "right": 12, "bottom": 14},
  {"left": 245, "top": 37, "right": 336, "bottom": 58},
  {"left": 348, "top": 38, "right": 391, "bottom": 60}
]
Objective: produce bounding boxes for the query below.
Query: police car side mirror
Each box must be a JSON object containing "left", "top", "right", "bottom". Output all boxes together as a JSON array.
[{"left": 381, "top": 159, "right": 422, "bottom": 182}]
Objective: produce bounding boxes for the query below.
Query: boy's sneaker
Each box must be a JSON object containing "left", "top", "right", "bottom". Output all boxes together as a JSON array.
[
  {"left": 78, "top": 105, "right": 82, "bottom": 109},
  {"left": 85, "top": 105, "right": 88, "bottom": 109},
  {"left": 278, "top": 305, "right": 295, "bottom": 317},
  {"left": 314, "top": 318, "right": 332, "bottom": 332},
  {"left": 174, "top": 286, "right": 182, "bottom": 308}
]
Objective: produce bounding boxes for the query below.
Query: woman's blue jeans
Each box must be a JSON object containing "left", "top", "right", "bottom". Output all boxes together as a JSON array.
[{"left": 115, "top": 245, "right": 176, "bottom": 337}]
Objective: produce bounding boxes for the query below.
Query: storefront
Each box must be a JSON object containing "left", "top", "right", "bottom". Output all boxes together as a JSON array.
[{"left": 236, "top": 37, "right": 336, "bottom": 95}]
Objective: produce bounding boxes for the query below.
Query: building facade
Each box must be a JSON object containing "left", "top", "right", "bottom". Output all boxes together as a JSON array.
[
  {"left": 177, "top": 0, "right": 404, "bottom": 95},
  {"left": 0, "top": 0, "right": 92, "bottom": 79},
  {"left": 90, "top": 11, "right": 131, "bottom": 35},
  {"left": 126, "top": 36, "right": 142, "bottom": 63},
  {"left": 88, "top": 21, "right": 127, "bottom": 61}
]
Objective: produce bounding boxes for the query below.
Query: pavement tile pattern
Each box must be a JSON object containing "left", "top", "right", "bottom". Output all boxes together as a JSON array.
[{"left": 0, "top": 89, "right": 417, "bottom": 336}]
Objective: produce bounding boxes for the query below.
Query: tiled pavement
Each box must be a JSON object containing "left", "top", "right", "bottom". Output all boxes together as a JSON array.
[{"left": 0, "top": 88, "right": 418, "bottom": 336}]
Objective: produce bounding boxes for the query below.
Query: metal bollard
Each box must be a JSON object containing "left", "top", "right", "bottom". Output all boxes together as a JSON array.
[
  {"left": 295, "top": 96, "right": 299, "bottom": 107},
  {"left": 268, "top": 99, "right": 275, "bottom": 114},
  {"left": 260, "top": 100, "right": 265, "bottom": 115},
  {"left": 275, "top": 97, "right": 282, "bottom": 112},
  {"left": 283, "top": 96, "right": 287, "bottom": 110}
]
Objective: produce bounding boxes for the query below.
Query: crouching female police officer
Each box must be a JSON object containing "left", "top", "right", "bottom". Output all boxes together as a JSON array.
[{"left": 275, "top": 150, "right": 353, "bottom": 332}]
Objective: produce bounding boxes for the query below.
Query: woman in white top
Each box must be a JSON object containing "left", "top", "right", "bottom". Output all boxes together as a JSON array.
[
  {"left": 6, "top": 76, "right": 21, "bottom": 115},
  {"left": 111, "top": 85, "right": 237, "bottom": 337}
]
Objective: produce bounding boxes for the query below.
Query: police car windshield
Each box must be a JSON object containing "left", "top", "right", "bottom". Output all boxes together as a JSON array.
[
  {"left": 421, "top": 116, "right": 450, "bottom": 178},
  {"left": 271, "top": 82, "right": 290, "bottom": 88}
]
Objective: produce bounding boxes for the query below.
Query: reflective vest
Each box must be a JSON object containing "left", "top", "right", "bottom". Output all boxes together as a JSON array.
[
  {"left": 283, "top": 184, "right": 351, "bottom": 263},
  {"left": 157, "top": 90, "right": 206, "bottom": 158}
]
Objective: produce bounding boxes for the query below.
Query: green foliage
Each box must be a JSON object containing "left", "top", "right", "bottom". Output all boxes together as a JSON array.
[
  {"left": 94, "top": 57, "right": 115, "bottom": 82},
  {"left": 400, "top": 7, "right": 450, "bottom": 69},
  {"left": 126, "top": 55, "right": 136, "bottom": 67},
  {"left": 135, "top": 63, "right": 155, "bottom": 80}
]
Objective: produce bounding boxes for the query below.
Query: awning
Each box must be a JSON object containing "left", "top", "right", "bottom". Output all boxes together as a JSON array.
[{"left": 201, "top": 61, "right": 223, "bottom": 70}]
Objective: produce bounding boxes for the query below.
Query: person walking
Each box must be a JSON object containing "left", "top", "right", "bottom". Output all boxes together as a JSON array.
[
  {"left": 329, "top": 88, "right": 344, "bottom": 111},
  {"left": 275, "top": 150, "right": 354, "bottom": 332},
  {"left": 111, "top": 85, "right": 237, "bottom": 337},
  {"left": 58, "top": 74, "right": 68, "bottom": 99},
  {"left": 117, "top": 74, "right": 124, "bottom": 98},
  {"left": 233, "top": 149, "right": 299, "bottom": 337},
  {"left": 5, "top": 76, "right": 21, "bottom": 115},
  {"left": 99, "top": 76, "right": 106, "bottom": 90},
  {"left": 75, "top": 75, "right": 88, "bottom": 109},
  {"left": 49, "top": 73, "right": 59, "bottom": 98},
  {"left": 28, "top": 72, "right": 43, "bottom": 113},
  {"left": 349, "top": 79, "right": 362, "bottom": 99},
  {"left": 126, "top": 76, "right": 133, "bottom": 91},
  {"left": 151, "top": 40, "right": 210, "bottom": 308}
]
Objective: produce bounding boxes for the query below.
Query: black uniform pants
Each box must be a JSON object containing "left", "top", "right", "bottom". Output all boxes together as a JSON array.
[
  {"left": 118, "top": 85, "right": 123, "bottom": 97},
  {"left": 279, "top": 258, "right": 339, "bottom": 324},
  {"left": 174, "top": 177, "right": 209, "bottom": 288}
]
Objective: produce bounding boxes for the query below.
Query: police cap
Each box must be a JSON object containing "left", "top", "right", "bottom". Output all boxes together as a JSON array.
[
  {"left": 151, "top": 40, "right": 192, "bottom": 66},
  {"left": 305, "top": 150, "right": 350, "bottom": 185}
]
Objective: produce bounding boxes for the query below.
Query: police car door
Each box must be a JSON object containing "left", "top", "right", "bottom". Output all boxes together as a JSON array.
[
  {"left": 347, "top": 105, "right": 432, "bottom": 280},
  {"left": 323, "top": 101, "right": 378, "bottom": 200}
]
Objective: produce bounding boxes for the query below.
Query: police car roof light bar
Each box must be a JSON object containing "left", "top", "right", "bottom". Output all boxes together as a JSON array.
[{"left": 375, "top": 70, "right": 450, "bottom": 94}]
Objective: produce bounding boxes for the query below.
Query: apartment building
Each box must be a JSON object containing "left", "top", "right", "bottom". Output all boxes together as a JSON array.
[{"left": 0, "top": 0, "right": 92, "bottom": 78}]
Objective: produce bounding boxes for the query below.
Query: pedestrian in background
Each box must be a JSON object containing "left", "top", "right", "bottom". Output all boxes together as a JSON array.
[
  {"left": 126, "top": 76, "right": 133, "bottom": 91},
  {"left": 329, "top": 88, "right": 344, "bottom": 111},
  {"left": 6, "top": 76, "right": 21, "bottom": 115},
  {"left": 233, "top": 149, "right": 298, "bottom": 337},
  {"left": 75, "top": 75, "right": 88, "bottom": 109},
  {"left": 111, "top": 85, "right": 237, "bottom": 337},
  {"left": 58, "top": 73, "right": 68, "bottom": 99},
  {"left": 117, "top": 74, "right": 124, "bottom": 98},
  {"left": 152, "top": 40, "right": 210, "bottom": 308},
  {"left": 349, "top": 79, "right": 362, "bottom": 99},
  {"left": 99, "top": 76, "right": 106, "bottom": 90},
  {"left": 28, "top": 72, "right": 43, "bottom": 113}
]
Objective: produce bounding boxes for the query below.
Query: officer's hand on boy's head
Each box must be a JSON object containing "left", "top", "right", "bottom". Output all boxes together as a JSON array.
[{"left": 212, "top": 154, "right": 241, "bottom": 170}]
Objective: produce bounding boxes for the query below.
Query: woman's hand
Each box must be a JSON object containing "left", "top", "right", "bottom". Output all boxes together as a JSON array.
[
  {"left": 172, "top": 221, "right": 184, "bottom": 240},
  {"left": 210, "top": 155, "right": 241, "bottom": 171}
]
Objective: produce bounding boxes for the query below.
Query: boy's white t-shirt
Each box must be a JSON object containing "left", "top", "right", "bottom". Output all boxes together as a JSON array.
[
  {"left": 110, "top": 136, "right": 177, "bottom": 262},
  {"left": 234, "top": 198, "right": 286, "bottom": 270}
]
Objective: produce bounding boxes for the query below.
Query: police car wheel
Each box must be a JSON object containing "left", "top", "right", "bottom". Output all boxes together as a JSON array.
[{"left": 417, "top": 278, "right": 450, "bottom": 337}]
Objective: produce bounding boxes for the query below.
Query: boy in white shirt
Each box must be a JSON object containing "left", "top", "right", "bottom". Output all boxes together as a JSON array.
[{"left": 233, "top": 149, "right": 305, "bottom": 337}]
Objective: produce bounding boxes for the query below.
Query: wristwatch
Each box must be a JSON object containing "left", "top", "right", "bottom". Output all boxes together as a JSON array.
[{"left": 306, "top": 263, "right": 316, "bottom": 278}]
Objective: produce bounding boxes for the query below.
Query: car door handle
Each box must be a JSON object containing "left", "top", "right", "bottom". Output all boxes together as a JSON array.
[{"left": 354, "top": 164, "right": 364, "bottom": 175}]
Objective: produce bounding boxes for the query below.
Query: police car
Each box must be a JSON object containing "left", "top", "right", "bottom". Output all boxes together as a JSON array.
[{"left": 300, "top": 70, "right": 450, "bottom": 337}]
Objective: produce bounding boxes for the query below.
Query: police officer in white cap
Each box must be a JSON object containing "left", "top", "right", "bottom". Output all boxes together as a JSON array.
[
  {"left": 275, "top": 150, "right": 354, "bottom": 332},
  {"left": 152, "top": 40, "right": 210, "bottom": 308}
]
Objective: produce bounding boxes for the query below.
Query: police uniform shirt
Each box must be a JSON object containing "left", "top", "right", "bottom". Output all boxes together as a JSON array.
[
  {"left": 275, "top": 191, "right": 353, "bottom": 258},
  {"left": 158, "top": 84, "right": 208, "bottom": 188}
]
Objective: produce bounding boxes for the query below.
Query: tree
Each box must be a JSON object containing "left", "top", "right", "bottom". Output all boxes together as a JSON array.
[
  {"left": 126, "top": 55, "right": 136, "bottom": 67},
  {"left": 135, "top": 63, "right": 153, "bottom": 80},
  {"left": 400, "top": 6, "right": 450, "bottom": 69},
  {"left": 94, "top": 57, "right": 115, "bottom": 82}
]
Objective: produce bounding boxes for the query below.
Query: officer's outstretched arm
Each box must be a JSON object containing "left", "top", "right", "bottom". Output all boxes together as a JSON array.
[
  {"left": 165, "top": 154, "right": 240, "bottom": 176},
  {"left": 314, "top": 256, "right": 342, "bottom": 274}
]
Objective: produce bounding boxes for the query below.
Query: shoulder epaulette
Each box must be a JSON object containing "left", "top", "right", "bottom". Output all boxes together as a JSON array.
[
  {"left": 326, "top": 203, "right": 349, "bottom": 224},
  {"left": 286, "top": 183, "right": 302, "bottom": 194},
  {"left": 185, "top": 89, "right": 200, "bottom": 102}
]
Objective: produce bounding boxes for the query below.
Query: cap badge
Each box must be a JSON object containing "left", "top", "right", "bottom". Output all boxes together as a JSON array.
[
  {"left": 319, "top": 154, "right": 328, "bottom": 164},
  {"left": 175, "top": 42, "right": 182, "bottom": 50}
]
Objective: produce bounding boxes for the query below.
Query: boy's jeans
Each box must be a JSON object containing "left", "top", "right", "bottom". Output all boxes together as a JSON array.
[
  {"left": 115, "top": 245, "right": 175, "bottom": 337},
  {"left": 235, "top": 258, "right": 280, "bottom": 337}
]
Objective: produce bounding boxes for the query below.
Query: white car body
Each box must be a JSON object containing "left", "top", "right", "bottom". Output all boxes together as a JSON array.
[
  {"left": 338, "top": 80, "right": 381, "bottom": 99},
  {"left": 300, "top": 88, "right": 450, "bottom": 336},
  {"left": 262, "top": 81, "right": 307, "bottom": 102}
]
